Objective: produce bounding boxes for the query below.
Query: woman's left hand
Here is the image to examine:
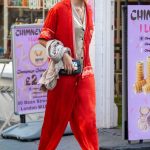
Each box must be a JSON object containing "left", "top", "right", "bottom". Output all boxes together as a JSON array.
[{"left": 62, "top": 53, "right": 75, "bottom": 74}]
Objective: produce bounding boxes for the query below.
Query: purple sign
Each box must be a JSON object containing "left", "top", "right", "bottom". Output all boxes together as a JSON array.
[
  {"left": 128, "top": 6, "right": 150, "bottom": 140},
  {"left": 12, "top": 24, "right": 48, "bottom": 115}
]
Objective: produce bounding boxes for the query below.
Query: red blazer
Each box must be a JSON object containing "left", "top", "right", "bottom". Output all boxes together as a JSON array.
[{"left": 39, "top": 0, "right": 94, "bottom": 68}]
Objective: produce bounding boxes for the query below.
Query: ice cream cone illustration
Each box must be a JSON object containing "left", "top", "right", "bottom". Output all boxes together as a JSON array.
[
  {"left": 143, "top": 57, "right": 150, "bottom": 94},
  {"left": 146, "top": 56, "right": 150, "bottom": 83},
  {"left": 133, "top": 61, "right": 146, "bottom": 93}
]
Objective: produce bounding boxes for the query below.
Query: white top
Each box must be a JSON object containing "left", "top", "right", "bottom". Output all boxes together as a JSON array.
[{"left": 72, "top": 3, "right": 86, "bottom": 68}]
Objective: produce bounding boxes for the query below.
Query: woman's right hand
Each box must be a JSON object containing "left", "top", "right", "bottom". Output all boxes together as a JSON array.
[{"left": 62, "top": 53, "right": 75, "bottom": 74}]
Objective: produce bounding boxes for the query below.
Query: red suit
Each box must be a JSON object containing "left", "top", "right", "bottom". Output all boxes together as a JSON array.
[{"left": 38, "top": 0, "right": 99, "bottom": 149}]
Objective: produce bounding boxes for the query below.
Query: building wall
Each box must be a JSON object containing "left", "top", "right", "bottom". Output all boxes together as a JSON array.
[{"left": 95, "top": 0, "right": 118, "bottom": 128}]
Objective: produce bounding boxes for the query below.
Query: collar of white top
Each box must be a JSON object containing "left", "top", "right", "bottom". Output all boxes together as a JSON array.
[{"left": 71, "top": 2, "right": 86, "bottom": 28}]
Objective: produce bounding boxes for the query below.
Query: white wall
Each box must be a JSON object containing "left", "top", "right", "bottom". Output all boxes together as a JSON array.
[{"left": 95, "top": 0, "right": 118, "bottom": 128}]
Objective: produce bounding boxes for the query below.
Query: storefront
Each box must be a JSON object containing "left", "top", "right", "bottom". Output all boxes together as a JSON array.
[
  {"left": 1, "top": 0, "right": 111, "bottom": 132},
  {"left": 0, "top": 0, "right": 58, "bottom": 58},
  {"left": 0, "top": 0, "right": 116, "bottom": 129}
]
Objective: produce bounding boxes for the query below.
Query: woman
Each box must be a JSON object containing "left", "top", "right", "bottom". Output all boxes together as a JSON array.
[{"left": 38, "top": 0, "right": 99, "bottom": 149}]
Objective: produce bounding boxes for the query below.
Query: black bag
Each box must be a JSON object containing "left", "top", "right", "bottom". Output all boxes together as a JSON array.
[{"left": 59, "top": 60, "right": 81, "bottom": 75}]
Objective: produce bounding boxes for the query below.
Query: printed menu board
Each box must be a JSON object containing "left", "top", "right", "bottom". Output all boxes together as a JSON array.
[
  {"left": 128, "top": 5, "right": 150, "bottom": 140},
  {"left": 12, "top": 24, "right": 48, "bottom": 115}
]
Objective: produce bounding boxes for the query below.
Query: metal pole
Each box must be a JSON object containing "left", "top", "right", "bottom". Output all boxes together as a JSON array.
[
  {"left": 138, "top": 0, "right": 141, "bottom": 5},
  {"left": 122, "top": 0, "right": 128, "bottom": 140},
  {"left": 20, "top": 115, "right": 26, "bottom": 123},
  {"left": 125, "top": 0, "right": 128, "bottom": 6}
]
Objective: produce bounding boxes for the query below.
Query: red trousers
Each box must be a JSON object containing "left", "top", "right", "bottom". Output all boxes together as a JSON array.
[{"left": 38, "top": 74, "right": 99, "bottom": 150}]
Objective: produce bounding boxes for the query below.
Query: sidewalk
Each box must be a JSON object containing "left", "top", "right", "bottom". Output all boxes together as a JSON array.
[{"left": 1, "top": 126, "right": 150, "bottom": 150}]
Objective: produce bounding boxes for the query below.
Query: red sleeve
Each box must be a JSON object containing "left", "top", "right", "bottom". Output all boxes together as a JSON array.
[
  {"left": 89, "top": 5, "right": 94, "bottom": 30},
  {"left": 87, "top": 4, "right": 94, "bottom": 39},
  {"left": 39, "top": 8, "right": 57, "bottom": 40}
]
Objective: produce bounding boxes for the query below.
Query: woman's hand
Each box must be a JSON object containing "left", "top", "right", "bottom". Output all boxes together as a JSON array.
[{"left": 62, "top": 53, "right": 75, "bottom": 74}]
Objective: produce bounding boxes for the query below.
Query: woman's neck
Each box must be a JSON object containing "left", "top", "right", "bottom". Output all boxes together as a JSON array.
[{"left": 71, "top": 0, "right": 84, "bottom": 7}]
